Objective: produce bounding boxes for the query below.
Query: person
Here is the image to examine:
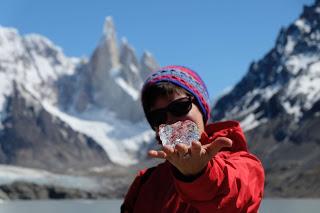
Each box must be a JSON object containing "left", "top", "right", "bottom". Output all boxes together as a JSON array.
[{"left": 121, "top": 65, "right": 264, "bottom": 213}]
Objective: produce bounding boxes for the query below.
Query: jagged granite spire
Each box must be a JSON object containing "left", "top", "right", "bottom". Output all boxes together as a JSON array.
[
  {"left": 59, "top": 16, "right": 159, "bottom": 122},
  {"left": 119, "top": 37, "right": 143, "bottom": 89},
  {"left": 90, "top": 16, "right": 120, "bottom": 87},
  {"left": 140, "top": 51, "right": 160, "bottom": 80},
  {"left": 0, "top": 17, "right": 160, "bottom": 173}
]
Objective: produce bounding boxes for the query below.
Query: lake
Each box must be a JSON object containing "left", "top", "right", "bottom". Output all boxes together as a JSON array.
[{"left": 0, "top": 199, "right": 319, "bottom": 213}]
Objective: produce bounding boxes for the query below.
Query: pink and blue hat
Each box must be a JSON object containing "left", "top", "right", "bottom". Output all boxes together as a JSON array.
[{"left": 142, "top": 65, "right": 211, "bottom": 124}]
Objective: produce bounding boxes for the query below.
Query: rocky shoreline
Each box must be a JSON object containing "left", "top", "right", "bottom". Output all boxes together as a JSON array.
[
  {"left": 0, "top": 179, "right": 130, "bottom": 200},
  {"left": 0, "top": 182, "right": 108, "bottom": 200}
]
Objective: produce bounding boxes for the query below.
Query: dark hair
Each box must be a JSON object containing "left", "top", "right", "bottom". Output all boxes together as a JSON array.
[{"left": 141, "top": 82, "right": 192, "bottom": 114}]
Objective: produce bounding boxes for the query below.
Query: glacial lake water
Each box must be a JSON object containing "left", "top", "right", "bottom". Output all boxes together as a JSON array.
[{"left": 0, "top": 199, "right": 319, "bottom": 213}]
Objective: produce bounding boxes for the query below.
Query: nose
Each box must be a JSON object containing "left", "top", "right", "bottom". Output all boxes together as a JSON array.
[{"left": 165, "top": 112, "right": 180, "bottom": 125}]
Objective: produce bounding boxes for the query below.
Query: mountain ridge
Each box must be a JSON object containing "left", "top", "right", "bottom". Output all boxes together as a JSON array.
[
  {"left": 0, "top": 17, "right": 158, "bottom": 170},
  {"left": 212, "top": 0, "right": 320, "bottom": 197}
]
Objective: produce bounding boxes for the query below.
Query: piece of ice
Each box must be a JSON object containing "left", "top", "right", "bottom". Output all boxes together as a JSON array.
[{"left": 159, "top": 120, "right": 200, "bottom": 148}]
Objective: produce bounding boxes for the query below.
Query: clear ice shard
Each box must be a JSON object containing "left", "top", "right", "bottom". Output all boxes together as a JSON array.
[{"left": 159, "top": 120, "right": 200, "bottom": 148}]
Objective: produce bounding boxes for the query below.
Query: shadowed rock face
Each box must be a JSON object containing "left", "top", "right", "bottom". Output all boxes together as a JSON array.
[
  {"left": 245, "top": 112, "right": 320, "bottom": 197},
  {"left": 0, "top": 16, "right": 159, "bottom": 174},
  {"left": 211, "top": 0, "right": 320, "bottom": 197},
  {"left": 0, "top": 84, "right": 111, "bottom": 173},
  {"left": 0, "top": 26, "right": 114, "bottom": 173}
]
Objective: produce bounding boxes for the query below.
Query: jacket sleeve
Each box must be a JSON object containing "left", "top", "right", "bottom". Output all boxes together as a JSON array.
[{"left": 173, "top": 151, "right": 265, "bottom": 213}]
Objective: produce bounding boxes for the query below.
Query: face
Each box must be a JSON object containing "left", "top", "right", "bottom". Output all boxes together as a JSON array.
[{"left": 150, "top": 92, "right": 205, "bottom": 135}]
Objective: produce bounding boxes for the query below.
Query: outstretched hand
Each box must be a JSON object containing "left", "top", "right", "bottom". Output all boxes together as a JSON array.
[{"left": 148, "top": 137, "right": 233, "bottom": 176}]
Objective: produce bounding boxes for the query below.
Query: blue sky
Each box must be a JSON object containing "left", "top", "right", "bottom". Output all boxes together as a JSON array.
[{"left": 0, "top": 0, "right": 315, "bottom": 100}]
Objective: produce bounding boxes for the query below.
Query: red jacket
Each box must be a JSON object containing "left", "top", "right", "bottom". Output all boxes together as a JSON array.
[{"left": 121, "top": 121, "right": 265, "bottom": 213}]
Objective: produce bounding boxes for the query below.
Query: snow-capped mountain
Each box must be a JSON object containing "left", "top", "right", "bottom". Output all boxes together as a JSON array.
[
  {"left": 212, "top": 0, "right": 320, "bottom": 197},
  {"left": 212, "top": 1, "right": 320, "bottom": 130},
  {"left": 0, "top": 16, "right": 159, "bottom": 172},
  {"left": 58, "top": 17, "right": 159, "bottom": 122}
]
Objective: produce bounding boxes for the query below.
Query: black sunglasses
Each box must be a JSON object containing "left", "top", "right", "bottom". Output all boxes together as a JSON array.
[{"left": 146, "top": 96, "right": 194, "bottom": 129}]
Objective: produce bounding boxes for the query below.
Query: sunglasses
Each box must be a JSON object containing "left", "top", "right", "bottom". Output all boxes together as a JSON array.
[{"left": 146, "top": 96, "right": 194, "bottom": 129}]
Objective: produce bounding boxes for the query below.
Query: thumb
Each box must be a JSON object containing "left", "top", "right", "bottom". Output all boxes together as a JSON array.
[{"left": 205, "top": 137, "right": 233, "bottom": 157}]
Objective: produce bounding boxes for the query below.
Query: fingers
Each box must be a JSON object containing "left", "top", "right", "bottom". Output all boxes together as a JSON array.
[
  {"left": 148, "top": 145, "right": 179, "bottom": 160},
  {"left": 175, "top": 143, "right": 189, "bottom": 157},
  {"left": 163, "top": 145, "right": 175, "bottom": 155},
  {"left": 214, "top": 137, "right": 233, "bottom": 148},
  {"left": 148, "top": 150, "right": 167, "bottom": 159},
  {"left": 158, "top": 142, "right": 201, "bottom": 160},
  {"left": 162, "top": 145, "right": 175, "bottom": 160},
  {"left": 150, "top": 137, "right": 232, "bottom": 160},
  {"left": 190, "top": 141, "right": 202, "bottom": 158},
  {"left": 205, "top": 137, "right": 233, "bottom": 157}
]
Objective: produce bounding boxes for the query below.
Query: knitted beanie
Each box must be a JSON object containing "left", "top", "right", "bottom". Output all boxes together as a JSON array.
[{"left": 142, "top": 65, "right": 210, "bottom": 124}]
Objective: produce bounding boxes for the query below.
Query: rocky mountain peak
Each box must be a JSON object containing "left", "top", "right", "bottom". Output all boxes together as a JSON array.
[
  {"left": 0, "top": 16, "right": 159, "bottom": 171},
  {"left": 281, "top": 0, "right": 320, "bottom": 57},
  {"left": 103, "top": 16, "right": 116, "bottom": 40},
  {"left": 212, "top": 0, "right": 320, "bottom": 130},
  {"left": 0, "top": 27, "right": 22, "bottom": 58},
  {"left": 211, "top": 0, "right": 320, "bottom": 197},
  {"left": 64, "top": 17, "right": 159, "bottom": 121},
  {"left": 140, "top": 51, "right": 159, "bottom": 80},
  {"left": 120, "top": 37, "right": 139, "bottom": 68},
  {"left": 92, "top": 17, "right": 120, "bottom": 77},
  {"left": 119, "top": 37, "right": 142, "bottom": 89}
]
